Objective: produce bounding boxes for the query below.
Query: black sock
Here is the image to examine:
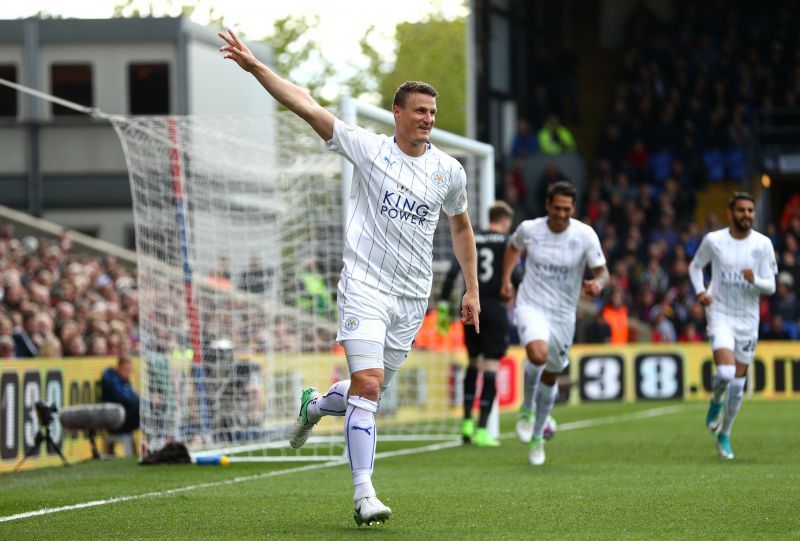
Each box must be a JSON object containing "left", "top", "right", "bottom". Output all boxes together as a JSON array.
[
  {"left": 478, "top": 371, "right": 497, "bottom": 428},
  {"left": 463, "top": 366, "right": 478, "bottom": 420}
]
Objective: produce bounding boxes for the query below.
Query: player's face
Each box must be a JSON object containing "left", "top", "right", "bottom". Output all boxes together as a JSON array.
[
  {"left": 545, "top": 194, "right": 575, "bottom": 232},
  {"left": 729, "top": 199, "right": 755, "bottom": 232},
  {"left": 393, "top": 93, "right": 436, "bottom": 147},
  {"left": 118, "top": 362, "right": 133, "bottom": 381}
]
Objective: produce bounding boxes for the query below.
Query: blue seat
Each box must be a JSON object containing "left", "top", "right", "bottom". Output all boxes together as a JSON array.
[
  {"left": 783, "top": 321, "right": 799, "bottom": 340},
  {"left": 649, "top": 150, "right": 674, "bottom": 185},
  {"left": 726, "top": 148, "right": 747, "bottom": 181},
  {"left": 703, "top": 149, "right": 725, "bottom": 182}
]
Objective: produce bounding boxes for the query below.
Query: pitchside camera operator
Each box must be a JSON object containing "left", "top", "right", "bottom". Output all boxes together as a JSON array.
[{"left": 100, "top": 355, "right": 140, "bottom": 454}]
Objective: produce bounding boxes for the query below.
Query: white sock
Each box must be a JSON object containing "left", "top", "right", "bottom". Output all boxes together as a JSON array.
[
  {"left": 307, "top": 380, "right": 351, "bottom": 423},
  {"left": 346, "top": 395, "right": 378, "bottom": 502},
  {"left": 711, "top": 365, "right": 735, "bottom": 404},
  {"left": 521, "top": 361, "right": 544, "bottom": 411},
  {"left": 532, "top": 383, "right": 558, "bottom": 438},
  {"left": 721, "top": 377, "right": 746, "bottom": 436}
]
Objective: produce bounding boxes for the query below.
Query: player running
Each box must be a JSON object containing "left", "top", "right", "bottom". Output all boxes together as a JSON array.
[
  {"left": 689, "top": 192, "right": 776, "bottom": 460},
  {"left": 440, "top": 201, "right": 515, "bottom": 447},
  {"left": 501, "top": 181, "right": 607, "bottom": 466},
  {"left": 219, "top": 29, "right": 480, "bottom": 526}
]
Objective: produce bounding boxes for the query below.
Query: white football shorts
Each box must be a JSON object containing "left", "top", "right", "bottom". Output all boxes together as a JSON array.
[
  {"left": 514, "top": 303, "right": 574, "bottom": 372},
  {"left": 708, "top": 324, "right": 758, "bottom": 364},
  {"left": 336, "top": 273, "right": 426, "bottom": 356}
]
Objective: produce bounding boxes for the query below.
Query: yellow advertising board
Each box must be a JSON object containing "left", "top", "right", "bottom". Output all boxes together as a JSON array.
[
  {"left": 501, "top": 341, "right": 800, "bottom": 405},
  {"left": 0, "top": 357, "right": 140, "bottom": 473}
]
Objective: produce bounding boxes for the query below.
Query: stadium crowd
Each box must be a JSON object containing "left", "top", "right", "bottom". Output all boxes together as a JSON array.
[
  {"left": 0, "top": 223, "right": 139, "bottom": 359},
  {"left": 2, "top": 5, "right": 798, "bottom": 359},
  {"left": 503, "top": 2, "right": 800, "bottom": 344}
]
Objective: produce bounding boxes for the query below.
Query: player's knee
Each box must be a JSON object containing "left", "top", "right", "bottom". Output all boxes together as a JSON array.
[
  {"left": 540, "top": 371, "right": 559, "bottom": 386},
  {"left": 715, "top": 364, "right": 736, "bottom": 383},
  {"left": 351, "top": 372, "right": 382, "bottom": 401},
  {"left": 527, "top": 351, "right": 547, "bottom": 366}
]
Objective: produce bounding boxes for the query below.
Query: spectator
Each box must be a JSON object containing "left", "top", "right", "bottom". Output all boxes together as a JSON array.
[
  {"left": 602, "top": 287, "right": 630, "bottom": 344},
  {"left": 0, "top": 335, "right": 14, "bottom": 358},
  {"left": 584, "top": 310, "right": 611, "bottom": 343},
  {"left": 651, "top": 306, "right": 677, "bottom": 343},
  {"left": 678, "top": 321, "right": 703, "bottom": 343},
  {"left": 760, "top": 314, "right": 791, "bottom": 340},
  {"left": 771, "top": 272, "right": 798, "bottom": 336},
  {"left": 780, "top": 193, "right": 800, "bottom": 232},
  {"left": 510, "top": 118, "right": 539, "bottom": 158},
  {"left": 100, "top": 355, "right": 140, "bottom": 452},
  {"left": 238, "top": 254, "right": 273, "bottom": 294},
  {"left": 538, "top": 114, "right": 576, "bottom": 154}
]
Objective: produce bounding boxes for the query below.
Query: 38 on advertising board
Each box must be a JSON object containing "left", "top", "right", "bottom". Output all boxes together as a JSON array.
[
  {"left": 550, "top": 342, "right": 799, "bottom": 404},
  {"left": 0, "top": 357, "right": 139, "bottom": 473}
]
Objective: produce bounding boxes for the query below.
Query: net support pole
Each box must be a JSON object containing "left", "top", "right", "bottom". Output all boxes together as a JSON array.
[{"left": 167, "top": 118, "right": 210, "bottom": 438}]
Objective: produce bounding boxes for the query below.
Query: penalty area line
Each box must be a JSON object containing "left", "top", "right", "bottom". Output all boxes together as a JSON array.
[{"left": 0, "top": 404, "right": 694, "bottom": 523}]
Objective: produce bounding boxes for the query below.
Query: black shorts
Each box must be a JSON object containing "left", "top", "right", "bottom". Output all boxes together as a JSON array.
[{"left": 464, "top": 297, "right": 508, "bottom": 359}]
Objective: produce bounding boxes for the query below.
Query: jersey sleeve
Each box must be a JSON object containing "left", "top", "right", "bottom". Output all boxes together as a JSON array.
[
  {"left": 325, "top": 118, "right": 380, "bottom": 166},
  {"left": 689, "top": 234, "right": 713, "bottom": 293},
  {"left": 759, "top": 237, "right": 779, "bottom": 277},
  {"left": 509, "top": 222, "right": 529, "bottom": 250},
  {"left": 584, "top": 227, "right": 606, "bottom": 268},
  {"left": 442, "top": 163, "right": 468, "bottom": 216}
]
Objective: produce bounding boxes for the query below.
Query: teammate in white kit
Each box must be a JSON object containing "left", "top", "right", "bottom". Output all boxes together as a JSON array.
[
  {"left": 219, "top": 29, "right": 480, "bottom": 525},
  {"left": 689, "top": 192, "right": 776, "bottom": 460},
  {"left": 500, "top": 181, "right": 608, "bottom": 466}
]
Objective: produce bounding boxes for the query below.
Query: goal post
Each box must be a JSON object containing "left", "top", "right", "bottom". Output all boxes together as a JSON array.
[
  {"left": 111, "top": 100, "right": 495, "bottom": 462},
  {"left": 0, "top": 77, "right": 499, "bottom": 462}
]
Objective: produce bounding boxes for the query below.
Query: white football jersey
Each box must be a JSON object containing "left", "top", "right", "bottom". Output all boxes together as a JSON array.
[
  {"left": 510, "top": 217, "right": 606, "bottom": 323},
  {"left": 327, "top": 118, "right": 468, "bottom": 298},
  {"left": 690, "top": 228, "right": 777, "bottom": 330}
]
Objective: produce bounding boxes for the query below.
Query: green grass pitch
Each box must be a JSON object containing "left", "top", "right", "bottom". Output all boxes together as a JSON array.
[{"left": 1, "top": 400, "right": 798, "bottom": 540}]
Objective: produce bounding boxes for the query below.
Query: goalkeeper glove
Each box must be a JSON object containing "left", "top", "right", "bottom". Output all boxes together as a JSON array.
[{"left": 436, "top": 301, "right": 451, "bottom": 336}]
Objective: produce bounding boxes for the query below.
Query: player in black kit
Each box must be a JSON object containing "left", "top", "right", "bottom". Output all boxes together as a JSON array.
[{"left": 440, "top": 201, "right": 515, "bottom": 447}]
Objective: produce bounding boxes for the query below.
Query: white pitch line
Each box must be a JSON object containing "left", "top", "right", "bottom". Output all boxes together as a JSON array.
[{"left": 0, "top": 404, "right": 696, "bottom": 523}]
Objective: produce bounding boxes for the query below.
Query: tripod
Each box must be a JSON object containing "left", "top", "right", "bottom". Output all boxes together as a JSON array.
[{"left": 14, "top": 403, "right": 69, "bottom": 472}]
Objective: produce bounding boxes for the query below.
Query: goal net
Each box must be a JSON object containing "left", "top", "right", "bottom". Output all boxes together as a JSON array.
[{"left": 111, "top": 100, "right": 494, "bottom": 461}]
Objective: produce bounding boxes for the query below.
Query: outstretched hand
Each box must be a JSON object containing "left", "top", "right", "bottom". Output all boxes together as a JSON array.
[{"left": 218, "top": 28, "right": 259, "bottom": 72}]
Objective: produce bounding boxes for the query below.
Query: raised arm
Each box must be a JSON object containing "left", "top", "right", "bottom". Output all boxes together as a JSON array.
[
  {"left": 219, "top": 28, "right": 335, "bottom": 140},
  {"left": 448, "top": 212, "right": 480, "bottom": 333}
]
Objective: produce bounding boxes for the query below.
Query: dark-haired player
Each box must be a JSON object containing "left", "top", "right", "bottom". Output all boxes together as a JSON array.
[
  {"left": 689, "top": 192, "right": 776, "bottom": 460},
  {"left": 441, "top": 201, "right": 515, "bottom": 447},
  {"left": 501, "top": 181, "right": 607, "bottom": 466}
]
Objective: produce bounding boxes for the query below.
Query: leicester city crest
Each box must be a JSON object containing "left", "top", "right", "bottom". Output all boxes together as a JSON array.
[
  {"left": 344, "top": 316, "right": 360, "bottom": 331},
  {"left": 431, "top": 171, "right": 446, "bottom": 185}
]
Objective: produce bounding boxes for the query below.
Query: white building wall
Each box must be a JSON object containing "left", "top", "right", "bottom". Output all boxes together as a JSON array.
[
  {"left": 187, "top": 40, "right": 274, "bottom": 115},
  {"left": 38, "top": 42, "right": 177, "bottom": 117},
  {"left": 0, "top": 44, "right": 25, "bottom": 174}
]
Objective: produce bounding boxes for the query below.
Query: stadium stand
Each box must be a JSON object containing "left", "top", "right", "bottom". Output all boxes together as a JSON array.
[
  {"left": 498, "top": 2, "right": 800, "bottom": 344},
  {"left": 0, "top": 221, "right": 138, "bottom": 359}
]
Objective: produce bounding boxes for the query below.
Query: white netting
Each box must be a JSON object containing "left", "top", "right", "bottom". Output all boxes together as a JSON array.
[{"left": 112, "top": 107, "right": 489, "bottom": 461}]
